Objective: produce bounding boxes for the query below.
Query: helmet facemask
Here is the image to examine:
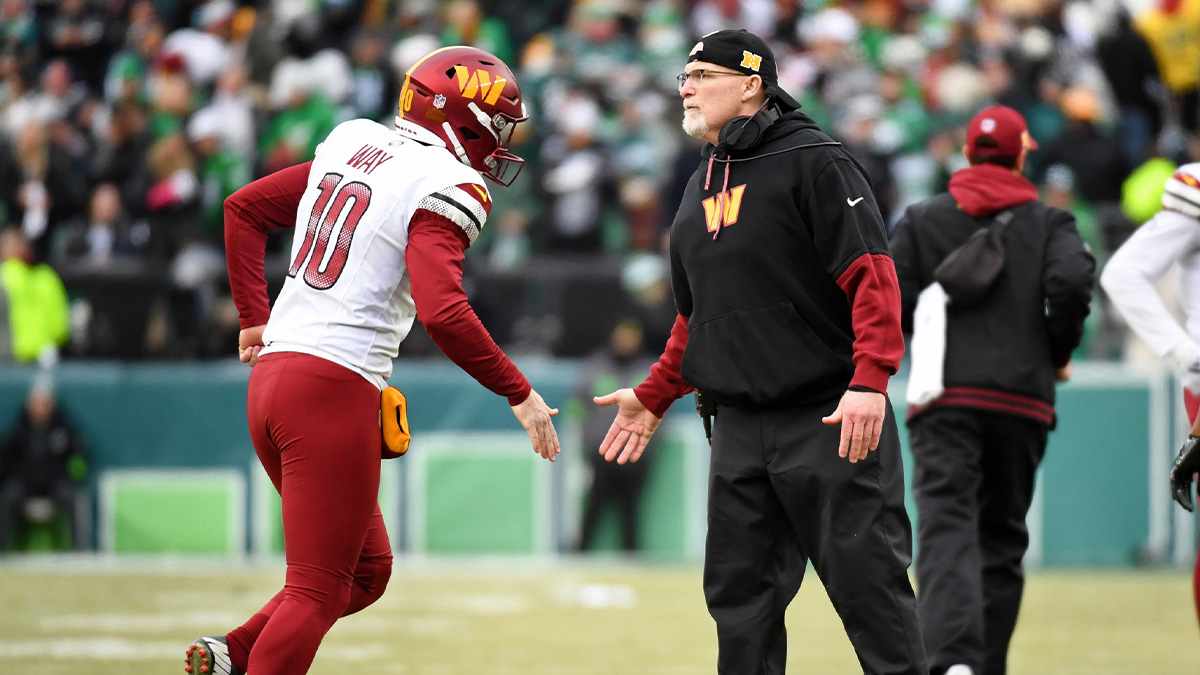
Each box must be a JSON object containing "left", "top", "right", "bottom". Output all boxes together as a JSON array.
[{"left": 471, "top": 102, "right": 527, "bottom": 186}]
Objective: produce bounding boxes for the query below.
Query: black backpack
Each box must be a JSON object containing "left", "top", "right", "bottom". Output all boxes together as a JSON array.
[{"left": 934, "top": 209, "right": 1014, "bottom": 306}]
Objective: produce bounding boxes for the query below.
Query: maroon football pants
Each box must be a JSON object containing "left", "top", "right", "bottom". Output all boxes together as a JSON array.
[{"left": 227, "top": 352, "right": 393, "bottom": 674}]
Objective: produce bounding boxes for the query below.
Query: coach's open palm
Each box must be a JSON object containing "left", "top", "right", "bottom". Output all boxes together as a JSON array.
[
  {"left": 512, "top": 389, "right": 561, "bottom": 462},
  {"left": 594, "top": 388, "right": 662, "bottom": 465}
]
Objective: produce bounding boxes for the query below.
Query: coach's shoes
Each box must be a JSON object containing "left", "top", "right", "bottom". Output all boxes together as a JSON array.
[{"left": 185, "top": 635, "right": 240, "bottom": 675}]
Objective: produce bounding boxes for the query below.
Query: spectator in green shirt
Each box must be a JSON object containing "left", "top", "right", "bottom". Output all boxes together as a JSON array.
[{"left": 187, "top": 108, "right": 251, "bottom": 243}]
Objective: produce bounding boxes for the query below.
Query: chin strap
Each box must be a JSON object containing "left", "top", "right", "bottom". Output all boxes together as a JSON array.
[
  {"left": 468, "top": 102, "right": 499, "bottom": 142},
  {"left": 441, "top": 121, "right": 473, "bottom": 167}
]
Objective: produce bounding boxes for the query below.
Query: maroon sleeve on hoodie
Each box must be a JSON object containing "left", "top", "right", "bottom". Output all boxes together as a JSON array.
[
  {"left": 405, "top": 214, "right": 531, "bottom": 405},
  {"left": 633, "top": 313, "right": 695, "bottom": 417},
  {"left": 835, "top": 252, "right": 905, "bottom": 394},
  {"left": 225, "top": 161, "right": 312, "bottom": 329}
]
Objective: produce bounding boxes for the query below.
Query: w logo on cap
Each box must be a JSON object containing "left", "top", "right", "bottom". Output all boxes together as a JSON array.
[{"left": 740, "top": 51, "right": 762, "bottom": 71}]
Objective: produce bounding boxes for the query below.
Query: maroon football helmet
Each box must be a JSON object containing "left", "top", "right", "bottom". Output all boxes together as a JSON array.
[{"left": 395, "top": 46, "right": 528, "bottom": 186}]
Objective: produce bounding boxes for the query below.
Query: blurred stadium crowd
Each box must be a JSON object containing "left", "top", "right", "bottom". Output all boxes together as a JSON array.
[{"left": 0, "top": 0, "right": 1193, "bottom": 362}]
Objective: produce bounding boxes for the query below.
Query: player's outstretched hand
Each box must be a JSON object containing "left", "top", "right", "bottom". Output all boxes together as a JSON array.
[
  {"left": 239, "top": 324, "right": 267, "bottom": 367},
  {"left": 511, "top": 389, "right": 560, "bottom": 462},
  {"left": 822, "top": 389, "right": 885, "bottom": 464},
  {"left": 593, "top": 388, "right": 662, "bottom": 465},
  {"left": 1170, "top": 436, "right": 1200, "bottom": 512}
]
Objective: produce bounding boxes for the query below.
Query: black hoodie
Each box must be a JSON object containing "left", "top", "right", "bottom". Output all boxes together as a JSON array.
[
  {"left": 890, "top": 163, "right": 1096, "bottom": 425},
  {"left": 636, "top": 110, "right": 904, "bottom": 411}
]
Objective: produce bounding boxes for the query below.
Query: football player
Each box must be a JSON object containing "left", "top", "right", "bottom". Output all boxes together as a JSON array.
[
  {"left": 1102, "top": 162, "right": 1200, "bottom": 633},
  {"left": 185, "top": 46, "right": 559, "bottom": 675}
]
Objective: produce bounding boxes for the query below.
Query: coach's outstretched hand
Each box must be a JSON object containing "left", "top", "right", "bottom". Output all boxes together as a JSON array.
[
  {"left": 239, "top": 324, "right": 267, "bottom": 367},
  {"left": 512, "top": 389, "right": 560, "bottom": 462},
  {"left": 1171, "top": 436, "right": 1200, "bottom": 512},
  {"left": 594, "top": 388, "right": 662, "bottom": 465}
]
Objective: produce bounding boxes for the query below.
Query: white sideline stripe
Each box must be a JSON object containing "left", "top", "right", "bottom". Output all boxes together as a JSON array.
[
  {"left": 0, "top": 638, "right": 182, "bottom": 659},
  {"left": 554, "top": 583, "right": 638, "bottom": 609},
  {"left": 0, "top": 638, "right": 388, "bottom": 661},
  {"left": 431, "top": 592, "right": 532, "bottom": 615},
  {"left": 39, "top": 611, "right": 243, "bottom": 631}
]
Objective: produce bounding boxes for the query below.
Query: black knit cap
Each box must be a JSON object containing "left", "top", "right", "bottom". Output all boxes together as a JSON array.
[{"left": 685, "top": 29, "right": 801, "bottom": 111}]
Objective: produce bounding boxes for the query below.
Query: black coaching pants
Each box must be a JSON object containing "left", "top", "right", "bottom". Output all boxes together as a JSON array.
[
  {"left": 703, "top": 397, "right": 927, "bottom": 675},
  {"left": 909, "top": 408, "right": 1048, "bottom": 675}
]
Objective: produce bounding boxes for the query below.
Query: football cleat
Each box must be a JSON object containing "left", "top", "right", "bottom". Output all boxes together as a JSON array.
[{"left": 184, "top": 635, "right": 240, "bottom": 675}]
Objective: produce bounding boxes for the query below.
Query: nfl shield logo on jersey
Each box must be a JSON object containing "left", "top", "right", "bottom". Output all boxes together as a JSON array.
[{"left": 433, "top": 94, "right": 447, "bottom": 109}]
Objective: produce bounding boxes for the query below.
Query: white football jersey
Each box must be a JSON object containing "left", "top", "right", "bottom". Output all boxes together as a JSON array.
[
  {"left": 261, "top": 118, "right": 491, "bottom": 388},
  {"left": 1102, "top": 163, "right": 1200, "bottom": 362}
]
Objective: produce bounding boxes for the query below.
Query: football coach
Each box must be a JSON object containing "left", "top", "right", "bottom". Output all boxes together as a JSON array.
[{"left": 593, "top": 29, "right": 926, "bottom": 675}]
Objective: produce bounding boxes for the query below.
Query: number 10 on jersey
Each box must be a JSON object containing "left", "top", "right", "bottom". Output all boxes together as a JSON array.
[{"left": 289, "top": 172, "right": 373, "bottom": 290}]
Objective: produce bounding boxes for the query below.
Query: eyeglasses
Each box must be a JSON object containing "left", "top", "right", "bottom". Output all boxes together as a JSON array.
[{"left": 676, "top": 69, "right": 746, "bottom": 91}]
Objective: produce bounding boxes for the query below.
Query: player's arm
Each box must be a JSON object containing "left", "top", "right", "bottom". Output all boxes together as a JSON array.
[
  {"left": 404, "top": 189, "right": 559, "bottom": 461},
  {"left": 1101, "top": 209, "right": 1198, "bottom": 369},
  {"left": 405, "top": 214, "right": 530, "bottom": 401},
  {"left": 224, "top": 161, "right": 311, "bottom": 330}
]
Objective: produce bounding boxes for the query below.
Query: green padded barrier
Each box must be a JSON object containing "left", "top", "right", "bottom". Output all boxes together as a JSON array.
[
  {"left": 1039, "top": 369, "right": 1165, "bottom": 566},
  {"left": 891, "top": 367, "right": 1172, "bottom": 567},
  {"left": 569, "top": 420, "right": 707, "bottom": 560},
  {"left": 0, "top": 362, "right": 1189, "bottom": 564},
  {"left": 100, "top": 470, "right": 245, "bottom": 554},
  {"left": 409, "top": 432, "right": 551, "bottom": 554}
]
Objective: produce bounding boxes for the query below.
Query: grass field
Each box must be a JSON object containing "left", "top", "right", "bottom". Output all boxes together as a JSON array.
[{"left": 0, "top": 555, "right": 1196, "bottom": 674}]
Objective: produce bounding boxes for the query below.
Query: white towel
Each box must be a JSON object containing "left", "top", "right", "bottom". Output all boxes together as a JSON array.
[{"left": 906, "top": 282, "right": 949, "bottom": 407}]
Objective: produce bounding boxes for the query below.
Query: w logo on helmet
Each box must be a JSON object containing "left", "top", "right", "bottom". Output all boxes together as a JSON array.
[{"left": 454, "top": 66, "right": 506, "bottom": 105}]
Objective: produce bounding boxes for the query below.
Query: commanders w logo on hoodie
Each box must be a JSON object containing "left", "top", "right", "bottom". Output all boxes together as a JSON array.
[{"left": 702, "top": 184, "right": 746, "bottom": 233}]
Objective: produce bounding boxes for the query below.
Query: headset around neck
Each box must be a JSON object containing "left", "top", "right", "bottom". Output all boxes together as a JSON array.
[{"left": 717, "top": 98, "right": 782, "bottom": 152}]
